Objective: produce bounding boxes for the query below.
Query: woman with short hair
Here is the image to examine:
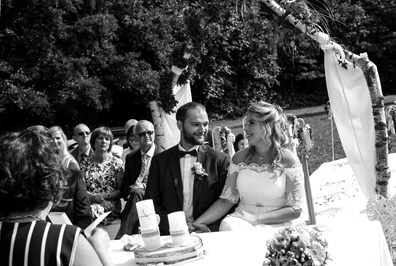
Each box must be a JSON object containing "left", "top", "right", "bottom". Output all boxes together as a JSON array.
[{"left": 81, "top": 126, "right": 124, "bottom": 225}]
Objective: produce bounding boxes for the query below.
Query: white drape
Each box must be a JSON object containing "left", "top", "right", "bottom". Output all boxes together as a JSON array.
[
  {"left": 161, "top": 82, "right": 192, "bottom": 150},
  {"left": 324, "top": 51, "right": 376, "bottom": 199}
]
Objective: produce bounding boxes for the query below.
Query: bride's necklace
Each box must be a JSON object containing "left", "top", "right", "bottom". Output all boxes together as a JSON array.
[
  {"left": 0, "top": 214, "right": 42, "bottom": 222},
  {"left": 257, "top": 151, "right": 272, "bottom": 162},
  {"left": 258, "top": 153, "right": 269, "bottom": 160}
]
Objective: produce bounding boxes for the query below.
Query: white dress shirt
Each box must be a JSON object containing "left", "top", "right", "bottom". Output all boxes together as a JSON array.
[
  {"left": 178, "top": 144, "right": 199, "bottom": 223},
  {"left": 132, "top": 144, "right": 155, "bottom": 189}
]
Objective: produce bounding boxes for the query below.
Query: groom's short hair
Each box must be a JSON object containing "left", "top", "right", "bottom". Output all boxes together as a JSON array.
[{"left": 176, "top": 102, "right": 206, "bottom": 123}]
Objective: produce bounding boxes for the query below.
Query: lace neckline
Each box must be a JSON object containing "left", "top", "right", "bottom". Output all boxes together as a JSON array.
[
  {"left": 231, "top": 162, "right": 301, "bottom": 172},
  {"left": 231, "top": 162, "right": 277, "bottom": 173}
]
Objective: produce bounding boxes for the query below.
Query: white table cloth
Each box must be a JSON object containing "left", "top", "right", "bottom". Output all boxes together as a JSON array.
[{"left": 108, "top": 221, "right": 393, "bottom": 266}]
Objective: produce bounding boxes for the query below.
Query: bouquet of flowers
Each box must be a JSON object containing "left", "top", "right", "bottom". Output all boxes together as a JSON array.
[{"left": 264, "top": 226, "right": 330, "bottom": 266}]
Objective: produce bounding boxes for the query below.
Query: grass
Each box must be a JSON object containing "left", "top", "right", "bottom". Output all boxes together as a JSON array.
[
  {"left": 211, "top": 111, "right": 345, "bottom": 174},
  {"left": 210, "top": 94, "right": 396, "bottom": 175},
  {"left": 296, "top": 114, "right": 345, "bottom": 174}
]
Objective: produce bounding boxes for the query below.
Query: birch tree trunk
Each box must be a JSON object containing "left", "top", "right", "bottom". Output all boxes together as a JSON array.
[
  {"left": 150, "top": 44, "right": 193, "bottom": 154},
  {"left": 149, "top": 101, "right": 165, "bottom": 153},
  {"left": 262, "top": 0, "right": 390, "bottom": 197}
]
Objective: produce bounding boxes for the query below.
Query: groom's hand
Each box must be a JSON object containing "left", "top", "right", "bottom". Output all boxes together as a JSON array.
[
  {"left": 191, "top": 223, "right": 211, "bottom": 233},
  {"left": 187, "top": 223, "right": 196, "bottom": 233}
]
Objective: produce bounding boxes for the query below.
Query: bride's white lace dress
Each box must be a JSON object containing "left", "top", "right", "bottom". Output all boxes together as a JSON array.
[{"left": 219, "top": 162, "right": 305, "bottom": 231}]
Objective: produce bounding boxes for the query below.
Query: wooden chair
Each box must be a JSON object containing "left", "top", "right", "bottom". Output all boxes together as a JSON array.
[
  {"left": 286, "top": 114, "right": 316, "bottom": 225},
  {"left": 211, "top": 126, "right": 236, "bottom": 158}
]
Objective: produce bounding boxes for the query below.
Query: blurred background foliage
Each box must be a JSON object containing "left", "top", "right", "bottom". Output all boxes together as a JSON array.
[{"left": 0, "top": 0, "right": 395, "bottom": 136}]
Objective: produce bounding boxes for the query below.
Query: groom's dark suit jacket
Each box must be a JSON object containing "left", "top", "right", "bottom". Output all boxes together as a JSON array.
[{"left": 145, "top": 144, "right": 230, "bottom": 235}]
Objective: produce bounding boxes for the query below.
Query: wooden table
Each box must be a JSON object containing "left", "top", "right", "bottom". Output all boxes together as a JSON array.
[{"left": 109, "top": 221, "right": 393, "bottom": 266}]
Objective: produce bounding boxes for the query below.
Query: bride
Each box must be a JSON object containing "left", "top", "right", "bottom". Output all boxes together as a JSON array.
[{"left": 192, "top": 101, "right": 305, "bottom": 231}]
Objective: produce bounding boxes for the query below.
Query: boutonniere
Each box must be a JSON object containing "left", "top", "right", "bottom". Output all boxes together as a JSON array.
[{"left": 191, "top": 162, "right": 208, "bottom": 181}]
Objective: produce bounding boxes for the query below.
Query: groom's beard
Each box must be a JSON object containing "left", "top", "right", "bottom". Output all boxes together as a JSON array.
[{"left": 182, "top": 127, "right": 206, "bottom": 146}]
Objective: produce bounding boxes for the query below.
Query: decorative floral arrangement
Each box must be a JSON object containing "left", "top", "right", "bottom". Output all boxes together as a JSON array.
[
  {"left": 212, "top": 126, "right": 235, "bottom": 157},
  {"left": 264, "top": 226, "right": 330, "bottom": 266},
  {"left": 219, "top": 127, "right": 232, "bottom": 155},
  {"left": 170, "top": 43, "right": 193, "bottom": 69},
  {"left": 170, "top": 43, "right": 194, "bottom": 87},
  {"left": 191, "top": 162, "right": 208, "bottom": 181},
  {"left": 296, "top": 121, "right": 313, "bottom": 155}
]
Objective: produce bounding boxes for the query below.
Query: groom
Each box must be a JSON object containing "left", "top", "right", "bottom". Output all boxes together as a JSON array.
[{"left": 145, "top": 102, "right": 230, "bottom": 235}]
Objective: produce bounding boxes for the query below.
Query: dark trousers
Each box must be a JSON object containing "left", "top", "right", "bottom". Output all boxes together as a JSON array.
[{"left": 115, "top": 189, "right": 144, "bottom": 239}]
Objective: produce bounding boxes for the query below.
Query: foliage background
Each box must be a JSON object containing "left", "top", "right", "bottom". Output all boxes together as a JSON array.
[{"left": 0, "top": 0, "right": 395, "bottom": 136}]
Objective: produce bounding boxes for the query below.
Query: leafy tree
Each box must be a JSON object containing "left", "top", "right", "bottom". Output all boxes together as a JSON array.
[{"left": 0, "top": 0, "right": 395, "bottom": 136}]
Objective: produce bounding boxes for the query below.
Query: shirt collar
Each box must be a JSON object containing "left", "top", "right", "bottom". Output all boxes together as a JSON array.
[
  {"left": 178, "top": 144, "right": 199, "bottom": 152},
  {"left": 141, "top": 144, "right": 155, "bottom": 157},
  {"left": 78, "top": 145, "right": 91, "bottom": 156}
]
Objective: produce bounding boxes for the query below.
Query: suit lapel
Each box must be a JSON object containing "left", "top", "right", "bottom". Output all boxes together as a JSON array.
[
  {"left": 193, "top": 145, "right": 208, "bottom": 207},
  {"left": 134, "top": 151, "right": 142, "bottom": 182},
  {"left": 169, "top": 146, "right": 184, "bottom": 205}
]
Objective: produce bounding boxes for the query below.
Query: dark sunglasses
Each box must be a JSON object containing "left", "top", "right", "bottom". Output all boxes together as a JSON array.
[
  {"left": 76, "top": 131, "right": 90, "bottom": 136},
  {"left": 137, "top": 131, "right": 154, "bottom": 137}
]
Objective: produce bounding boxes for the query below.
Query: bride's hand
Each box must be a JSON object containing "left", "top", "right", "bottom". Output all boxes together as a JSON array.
[
  {"left": 230, "top": 210, "right": 258, "bottom": 224},
  {"left": 191, "top": 223, "right": 211, "bottom": 233}
]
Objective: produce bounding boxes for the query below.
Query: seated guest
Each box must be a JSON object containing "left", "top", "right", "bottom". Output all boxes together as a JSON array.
[
  {"left": 193, "top": 101, "right": 305, "bottom": 232},
  {"left": 28, "top": 125, "right": 93, "bottom": 229},
  {"left": 123, "top": 119, "right": 138, "bottom": 149},
  {"left": 50, "top": 125, "right": 80, "bottom": 170},
  {"left": 51, "top": 169, "right": 94, "bottom": 229},
  {"left": 116, "top": 120, "right": 158, "bottom": 239},
  {"left": 233, "top": 133, "right": 248, "bottom": 152},
  {"left": 121, "top": 124, "right": 140, "bottom": 165},
  {"left": 0, "top": 129, "right": 114, "bottom": 266},
  {"left": 80, "top": 126, "right": 124, "bottom": 225},
  {"left": 70, "top": 123, "right": 94, "bottom": 166}
]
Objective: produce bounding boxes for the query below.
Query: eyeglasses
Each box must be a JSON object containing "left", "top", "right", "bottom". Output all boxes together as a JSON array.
[
  {"left": 76, "top": 131, "right": 90, "bottom": 136},
  {"left": 137, "top": 131, "right": 154, "bottom": 137}
]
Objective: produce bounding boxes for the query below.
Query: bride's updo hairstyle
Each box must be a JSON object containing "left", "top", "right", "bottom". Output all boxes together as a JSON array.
[{"left": 244, "top": 101, "right": 290, "bottom": 168}]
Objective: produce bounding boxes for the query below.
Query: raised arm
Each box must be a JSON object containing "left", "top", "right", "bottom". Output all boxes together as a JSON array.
[{"left": 74, "top": 228, "right": 114, "bottom": 266}]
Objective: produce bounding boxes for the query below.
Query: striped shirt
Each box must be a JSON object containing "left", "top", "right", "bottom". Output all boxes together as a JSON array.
[{"left": 0, "top": 220, "right": 81, "bottom": 266}]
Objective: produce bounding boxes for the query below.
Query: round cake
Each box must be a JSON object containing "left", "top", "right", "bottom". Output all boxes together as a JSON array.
[{"left": 134, "top": 235, "right": 205, "bottom": 265}]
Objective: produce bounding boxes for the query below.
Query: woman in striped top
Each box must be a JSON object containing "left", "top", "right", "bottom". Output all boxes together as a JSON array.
[{"left": 0, "top": 128, "right": 114, "bottom": 266}]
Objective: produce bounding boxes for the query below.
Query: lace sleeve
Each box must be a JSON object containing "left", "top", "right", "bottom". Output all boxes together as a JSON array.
[
  {"left": 284, "top": 165, "right": 305, "bottom": 210},
  {"left": 219, "top": 163, "right": 240, "bottom": 204}
]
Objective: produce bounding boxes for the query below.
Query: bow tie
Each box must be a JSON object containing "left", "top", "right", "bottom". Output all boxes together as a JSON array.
[{"left": 178, "top": 149, "right": 198, "bottom": 158}]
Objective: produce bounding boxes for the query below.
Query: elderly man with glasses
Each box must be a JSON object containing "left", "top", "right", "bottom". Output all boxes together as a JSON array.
[
  {"left": 70, "top": 123, "right": 94, "bottom": 166},
  {"left": 115, "top": 120, "right": 159, "bottom": 238}
]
